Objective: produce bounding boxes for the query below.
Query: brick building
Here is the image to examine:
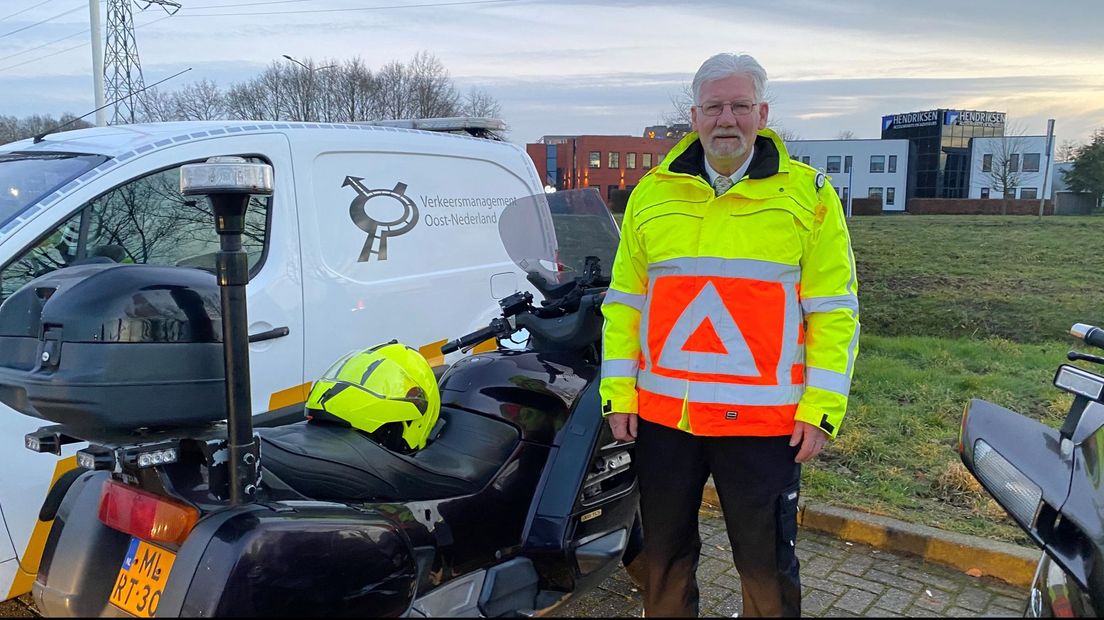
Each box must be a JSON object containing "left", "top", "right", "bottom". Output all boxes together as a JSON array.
[{"left": 526, "top": 133, "right": 677, "bottom": 210}]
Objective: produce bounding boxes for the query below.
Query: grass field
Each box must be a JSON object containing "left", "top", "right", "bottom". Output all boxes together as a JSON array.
[
  {"left": 612, "top": 212, "right": 1104, "bottom": 543},
  {"left": 810, "top": 214, "right": 1104, "bottom": 543}
]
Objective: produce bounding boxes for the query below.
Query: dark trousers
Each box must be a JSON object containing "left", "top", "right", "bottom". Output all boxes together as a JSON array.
[{"left": 636, "top": 418, "right": 802, "bottom": 617}]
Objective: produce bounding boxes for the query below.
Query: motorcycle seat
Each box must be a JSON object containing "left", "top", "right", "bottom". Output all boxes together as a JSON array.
[{"left": 256, "top": 406, "right": 519, "bottom": 503}]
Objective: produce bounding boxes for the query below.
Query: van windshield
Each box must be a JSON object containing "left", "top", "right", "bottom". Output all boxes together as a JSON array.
[{"left": 0, "top": 152, "right": 110, "bottom": 229}]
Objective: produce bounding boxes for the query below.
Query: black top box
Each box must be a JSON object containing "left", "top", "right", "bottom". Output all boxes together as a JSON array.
[{"left": 0, "top": 263, "right": 228, "bottom": 430}]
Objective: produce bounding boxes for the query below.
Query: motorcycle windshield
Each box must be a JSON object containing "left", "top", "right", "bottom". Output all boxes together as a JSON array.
[
  {"left": 0, "top": 152, "right": 110, "bottom": 229},
  {"left": 498, "top": 188, "right": 620, "bottom": 297}
]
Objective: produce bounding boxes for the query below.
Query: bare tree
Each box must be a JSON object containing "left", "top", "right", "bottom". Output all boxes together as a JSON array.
[
  {"left": 836, "top": 130, "right": 856, "bottom": 140},
  {"left": 1057, "top": 138, "right": 1081, "bottom": 163},
  {"left": 0, "top": 114, "right": 93, "bottom": 144},
  {"left": 979, "top": 125, "right": 1028, "bottom": 215},
  {"left": 374, "top": 60, "right": 410, "bottom": 120},
  {"left": 462, "top": 86, "right": 502, "bottom": 118},
  {"left": 172, "top": 80, "right": 228, "bottom": 121},
  {"left": 406, "top": 51, "right": 461, "bottom": 118},
  {"left": 662, "top": 83, "right": 694, "bottom": 127}
]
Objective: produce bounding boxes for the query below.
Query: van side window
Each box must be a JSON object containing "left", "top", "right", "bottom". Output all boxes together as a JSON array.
[{"left": 0, "top": 161, "right": 271, "bottom": 302}]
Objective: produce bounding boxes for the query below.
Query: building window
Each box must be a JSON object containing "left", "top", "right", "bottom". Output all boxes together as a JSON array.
[
  {"left": 643, "top": 153, "right": 653, "bottom": 168},
  {"left": 886, "top": 187, "right": 895, "bottom": 205},
  {"left": 608, "top": 152, "right": 620, "bottom": 169},
  {"left": 1022, "top": 153, "right": 1040, "bottom": 172},
  {"left": 870, "top": 155, "right": 885, "bottom": 173},
  {"left": 844, "top": 155, "right": 852, "bottom": 173},
  {"left": 982, "top": 154, "right": 992, "bottom": 172},
  {"left": 981, "top": 187, "right": 990, "bottom": 199},
  {"left": 589, "top": 152, "right": 600, "bottom": 168},
  {"left": 801, "top": 156, "right": 811, "bottom": 164},
  {"left": 1008, "top": 153, "right": 1019, "bottom": 172},
  {"left": 1004, "top": 188, "right": 1016, "bottom": 199},
  {"left": 888, "top": 155, "right": 897, "bottom": 174},
  {"left": 826, "top": 155, "right": 841, "bottom": 173},
  {"left": 868, "top": 187, "right": 883, "bottom": 200},
  {"left": 626, "top": 152, "right": 637, "bottom": 169},
  {"left": 608, "top": 185, "right": 619, "bottom": 200},
  {"left": 841, "top": 187, "right": 849, "bottom": 204},
  {"left": 1020, "top": 187, "right": 1038, "bottom": 199}
]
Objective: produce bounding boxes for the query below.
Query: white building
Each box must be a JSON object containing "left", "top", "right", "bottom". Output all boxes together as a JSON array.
[
  {"left": 784, "top": 139, "right": 910, "bottom": 212},
  {"left": 967, "top": 135, "right": 1057, "bottom": 200}
]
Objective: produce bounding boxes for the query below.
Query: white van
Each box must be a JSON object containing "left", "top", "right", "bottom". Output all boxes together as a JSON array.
[{"left": 0, "top": 120, "right": 544, "bottom": 599}]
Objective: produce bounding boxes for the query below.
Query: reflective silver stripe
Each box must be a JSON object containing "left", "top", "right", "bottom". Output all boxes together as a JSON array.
[
  {"left": 638, "top": 371, "right": 803, "bottom": 406},
  {"left": 777, "top": 283, "right": 801, "bottom": 385},
  {"left": 801, "top": 294, "right": 859, "bottom": 314},
  {"left": 648, "top": 257, "right": 800, "bottom": 284},
  {"left": 845, "top": 323, "right": 860, "bottom": 377},
  {"left": 806, "top": 366, "right": 851, "bottom": 396},
  {"left": 640, "top": 290, "right": 653, "bottom": 373},
  {"left": 603, "top": 289, "right": 646, "bottom": 312},
  {"left": 601, "top": 358, "right": 639, "bottom": 380}
]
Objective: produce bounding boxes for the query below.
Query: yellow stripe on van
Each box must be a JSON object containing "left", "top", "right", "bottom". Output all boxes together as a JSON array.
[
  {"left": 472, "top": 338, "right": 497, "bottom": 354},
  {"left": 268, "top": 382, "right": 313, "bottom": 411},
  {"left": 7, "top": 455, "right": 78, "bottom": 600},
  {"left": 419, "top": 339, "right": 448, "bottom": 368}
]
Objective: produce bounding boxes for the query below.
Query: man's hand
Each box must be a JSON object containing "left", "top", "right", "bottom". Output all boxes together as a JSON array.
[
  {"left": 790, "top": 421, "right": 829, "bottom": 463},
  {"left": 607, "top": 413, "right": 638, "bottom": 442}
]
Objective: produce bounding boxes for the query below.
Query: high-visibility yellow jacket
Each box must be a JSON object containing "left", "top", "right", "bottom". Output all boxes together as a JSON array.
[{"left": 600, "top": 128, "right": 859, "bottom": 438}]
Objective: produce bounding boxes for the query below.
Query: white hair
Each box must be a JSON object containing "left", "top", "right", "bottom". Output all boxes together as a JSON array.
[{"left": 691, "top": 53, "right": 768, "bottom": 104}]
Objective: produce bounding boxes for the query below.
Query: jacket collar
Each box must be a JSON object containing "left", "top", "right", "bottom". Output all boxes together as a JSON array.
[{"left": 664, "top": 127, "right": 791, "bottom": 181}]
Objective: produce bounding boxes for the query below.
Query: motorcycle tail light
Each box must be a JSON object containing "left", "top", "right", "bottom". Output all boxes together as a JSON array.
[
  {"left": 973, "top": 439, "right": 1042, "bottom": 528},
  {"left": 98, "top": 479, "right": 199, "bottom": 546}
]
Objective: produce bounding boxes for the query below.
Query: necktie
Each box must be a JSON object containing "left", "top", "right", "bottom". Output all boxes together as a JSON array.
[{"left": 712, "top": 175, "right": 734, "bottom": 197}]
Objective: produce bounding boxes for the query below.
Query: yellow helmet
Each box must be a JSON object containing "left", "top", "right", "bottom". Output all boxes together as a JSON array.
[{"left": 305, "top": 342, "right": 440, "bottom": 452}]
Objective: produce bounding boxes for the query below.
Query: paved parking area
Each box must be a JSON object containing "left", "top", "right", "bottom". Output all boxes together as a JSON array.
[
  {"left": 1, "top": 505, "right": 1029, "bottom": 618},
  {"left": 551, "top": 505, "right": 1029, "bottom": 618}
]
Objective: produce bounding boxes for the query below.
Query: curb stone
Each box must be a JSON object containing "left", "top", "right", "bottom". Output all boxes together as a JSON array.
[{"left": 702, "top": 479, "right": 1039, "bottom": 588}]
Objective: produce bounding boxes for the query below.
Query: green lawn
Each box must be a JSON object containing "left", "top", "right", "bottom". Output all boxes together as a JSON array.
[
  {"left": 813, "top": 214, "right": 1104, "bottom": 543},
  {"left": 613, "top": 213, "right": 1104, "bottom": 543}
]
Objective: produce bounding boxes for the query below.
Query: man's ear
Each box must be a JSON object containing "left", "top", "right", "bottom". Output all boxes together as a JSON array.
[
  {"left": 757, "top": 101, "right": 770, "bottom": 130},
  {"left": 690, "top": 105, "right": 700, "bottom": 133}
]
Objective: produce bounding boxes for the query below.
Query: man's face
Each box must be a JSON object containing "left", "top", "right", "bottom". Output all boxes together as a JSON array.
[{"left": 691, "top": 74, "right": 769, "bottom": 172}]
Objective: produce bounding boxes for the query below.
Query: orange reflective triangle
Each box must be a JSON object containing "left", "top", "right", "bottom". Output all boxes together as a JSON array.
[{"left": 682, "top": 317, "right": 728, "bottom": 354}]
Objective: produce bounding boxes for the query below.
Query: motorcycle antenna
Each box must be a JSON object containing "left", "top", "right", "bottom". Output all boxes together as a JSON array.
[{"left": 33, "top": 67, "right": 192, "bottom": 144}]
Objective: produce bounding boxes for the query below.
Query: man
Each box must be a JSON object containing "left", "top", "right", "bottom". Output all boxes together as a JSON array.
[{"left": 600, "top": 52, "right": 859, "bottom": 617}]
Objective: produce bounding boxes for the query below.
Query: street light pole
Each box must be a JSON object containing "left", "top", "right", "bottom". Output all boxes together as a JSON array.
[
  {"left": 281, "top": 55, "right": 336, "bottom": 122},
  {"left": 90, "top": 0, "right": 106, "bottom": 126}
]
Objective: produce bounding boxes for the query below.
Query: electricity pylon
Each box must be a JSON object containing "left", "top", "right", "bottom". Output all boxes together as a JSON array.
[{"left": 102, "top": 0, "right": 181, "bottom": 125}]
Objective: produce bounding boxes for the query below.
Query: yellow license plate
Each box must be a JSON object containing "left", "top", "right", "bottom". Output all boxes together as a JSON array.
[{"left": 108, "top": 538, "right": 176, "bottom": 617}]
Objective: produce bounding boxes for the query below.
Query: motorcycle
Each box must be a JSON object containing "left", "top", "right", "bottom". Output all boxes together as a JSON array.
[
  {"left": 960, "top": 323, "right": 1104, "bottom": 617},
  {"left": 0, "top": 158, "right": 641, "bottom": 618}
]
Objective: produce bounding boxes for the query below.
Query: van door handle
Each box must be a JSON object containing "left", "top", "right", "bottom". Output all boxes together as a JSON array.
[{"left": 249, "top": 326, "right": 290, "bottom": 343}]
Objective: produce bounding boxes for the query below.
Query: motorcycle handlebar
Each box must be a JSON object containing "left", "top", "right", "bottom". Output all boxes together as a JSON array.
[
  {"left": 441, "top": 321, "right": 503, "bottom": 354},
  {"left": 1072, "top": 323, "right": 1104, "bottom": 351}
]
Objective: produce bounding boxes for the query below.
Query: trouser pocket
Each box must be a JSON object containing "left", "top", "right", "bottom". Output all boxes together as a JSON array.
[{"left": 775, "top": 482, "right": 800, "bottom": 576}]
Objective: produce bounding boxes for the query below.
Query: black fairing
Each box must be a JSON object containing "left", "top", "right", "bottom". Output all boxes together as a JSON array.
[
  {"left": 0, "top": 263, "right": 227, "bottom": 429},
  {"left": 438, "top": 349, "right": 595, "bottom": 445}
]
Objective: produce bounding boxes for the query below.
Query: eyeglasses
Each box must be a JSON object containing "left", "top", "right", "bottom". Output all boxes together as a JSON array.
[{"left": 696, "top": 101, "right": 759, "bottom": 117}]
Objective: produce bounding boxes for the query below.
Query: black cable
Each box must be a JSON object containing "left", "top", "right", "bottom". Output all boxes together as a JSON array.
[
  {"left": 0, "top": 3, "right": 84, "bottom": 40},
  {"left": 0, "top": 0, "right": 61, "bottom": 24},
  {"left": 179, "top": 0, "right": 524, "bottom": 17}
]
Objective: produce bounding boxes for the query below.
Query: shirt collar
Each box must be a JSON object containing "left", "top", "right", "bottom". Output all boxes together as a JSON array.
[{"left": 703, "top": 146, "right": 755, "bottom": 186}]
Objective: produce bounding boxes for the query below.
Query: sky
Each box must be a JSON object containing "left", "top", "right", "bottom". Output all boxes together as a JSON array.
[{"left": 0, "top": 0, "right": 1102, "bottom": 148}]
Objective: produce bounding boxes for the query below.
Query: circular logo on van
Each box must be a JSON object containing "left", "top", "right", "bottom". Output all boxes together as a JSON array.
[{"left": 342, "top": 177, "right": 419, "bottom": 262}]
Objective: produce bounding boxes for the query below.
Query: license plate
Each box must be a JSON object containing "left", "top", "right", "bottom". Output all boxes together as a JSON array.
[{"left": 108, "top": 538, "right": 176, "bottom": 617}]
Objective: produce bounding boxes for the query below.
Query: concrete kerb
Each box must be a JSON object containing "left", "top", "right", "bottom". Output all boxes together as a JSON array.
[{"left": 702, "top": 480, "right": 1040, "bottom": 588}]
